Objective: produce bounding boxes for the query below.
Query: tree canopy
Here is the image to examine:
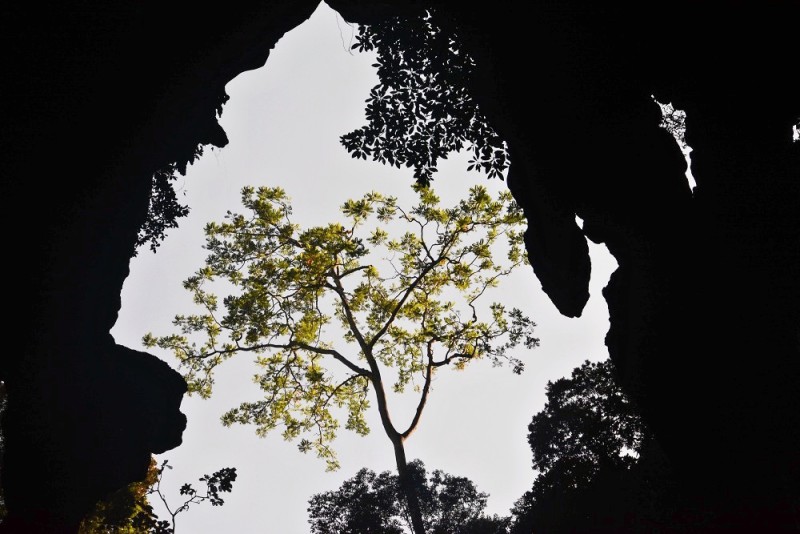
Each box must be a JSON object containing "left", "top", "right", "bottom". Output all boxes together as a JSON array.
[
  {"left": 528, "top": 359, "right": 648, "bottom": 476},
  {"left": 307, "top": 459, "right": 509, "bottom": 534},
  {"left": 507, "top": 359, "right": 663, "bottom": 533},
  {"left": 145, "top": 184, "right": 537, "bottom": 534},
  {"left": 78, "top": 459, "right": 237, "bottom": 534},
  {"left": 79, "top": 457, "right": 165, "bottom": 534},
  {"left": 341, "top": 9, "right": 509, "bottom": 186}
]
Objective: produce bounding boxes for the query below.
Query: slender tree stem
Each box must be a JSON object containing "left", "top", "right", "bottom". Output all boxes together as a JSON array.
[
  {"left": 392, "top": 437, "right": 426, "bottom": 534},
  {"left": 368, "top": 360, "right": 427, "bottom": 534}
]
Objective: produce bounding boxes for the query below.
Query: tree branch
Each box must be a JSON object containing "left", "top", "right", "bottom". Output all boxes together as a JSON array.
[
  {"left": 192, "top": 341, "right": 371, "bottom": 378},
  {"left": 368, "top": 256, "right": 441, "bottom": 349},
  {"left": 400, "top": 340, "right": 435, "bottom": 439},
  {"left": 330, "top": 270, "right": 371, "bottom": 355},
  {"left": 431, "top": 353, "right": 473, "bottom": 367}
]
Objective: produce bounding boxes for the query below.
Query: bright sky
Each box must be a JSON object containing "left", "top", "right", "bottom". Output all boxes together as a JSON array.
[{"left": 111, "top": 3, "right": 617, "bottom": 532}]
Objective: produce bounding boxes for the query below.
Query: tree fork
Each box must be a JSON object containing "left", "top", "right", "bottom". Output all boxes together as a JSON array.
[{"left": 370, "top": 363, "right": 427, "bottom": 534}]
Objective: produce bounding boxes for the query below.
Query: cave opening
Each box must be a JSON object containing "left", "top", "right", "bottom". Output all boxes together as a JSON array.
[{"left": 110, "top": 2, "right": 617, "bottom": 531}]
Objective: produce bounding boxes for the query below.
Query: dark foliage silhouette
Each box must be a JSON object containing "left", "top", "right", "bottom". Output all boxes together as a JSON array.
[
  {"left": 77, "top": 458, "right": 237, "bottom": 534},
  {"left": 145, "top": 460, "right": 237, "bottom": 534},
  {"left": 3, "top": 0, "right": 797, "bottom": 530},
  {"left": 507, "top": 360, "right": 680, "bottom": 533},
  {"left": 308, "top": 459, "right": 509, "bottom": 534},
  {"left": 340, "top": 9, "right": 508, "bottom": 186},
  {"left": 135, "top": 164, "right": 191, "bottom": 255},
  {"left": 528, "top": 359, "right": 648, "bottom": 476}
]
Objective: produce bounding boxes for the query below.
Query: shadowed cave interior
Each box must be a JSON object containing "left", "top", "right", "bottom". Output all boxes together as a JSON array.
[{"left": 1, "top": 0, "right": 798, "bottom": 532}]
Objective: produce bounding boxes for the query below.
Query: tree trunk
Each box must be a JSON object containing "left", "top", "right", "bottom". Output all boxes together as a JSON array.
[
  {"left": 392, "top": 436, "right": 426, "bottom": 534},
  {"left": 366, "top": 355, "right": 427, "bottom": 534}
]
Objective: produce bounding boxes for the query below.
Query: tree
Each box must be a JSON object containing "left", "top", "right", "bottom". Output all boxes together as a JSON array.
[
  {"left": 341, "top": 9, "right": 509, "bottom": 186},
  {"left": 307, "top": 459, "right": 510, "bottom": 534},
  {"left": 528, "top": 359, "right": 648, "bottom": 478},
  {"left": 78, "top": 458, "right": 237, "bottom": 534},
  {"left": 1, "top": 381, "right": 235, "bottom": 533},
  {"left": 146, "top": 460, "right": 237, "bottom": 534},
  {"left": 145, "top": 184, "right": 538, "bottom": 534},
  {"left": 309, "top": 467, "right": 405, "bottom": 534},
  {"left": 506, "top": 359, "right": 674, "bottom": 533}
]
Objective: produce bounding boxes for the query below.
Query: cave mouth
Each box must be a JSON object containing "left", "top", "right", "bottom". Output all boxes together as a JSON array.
[
  {"left": 2, "top": 0, "right": 797, "bottom": 531},
  {"left": 110, "top": 2, "right": 618, "bottom": 531}
]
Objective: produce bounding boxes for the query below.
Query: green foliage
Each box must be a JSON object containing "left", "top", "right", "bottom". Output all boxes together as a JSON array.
[
  {"left": 77, "top": 458, "right": 237, "bottom": 534},
  {"left": 79, "top": 457, "right": 164, "bottom": 534},
  {"left": 341, "top": 10, "right": 509, "bottom": 186},
  {"left": 145, "top": 184, "right": 537, "bottom": 471},
  {"left": 307, "top": 460, "right": 510, "bottom": 534}
]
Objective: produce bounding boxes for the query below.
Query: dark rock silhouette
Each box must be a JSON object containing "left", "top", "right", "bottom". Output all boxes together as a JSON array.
[
  {"left": 1, "top": 1, "right": 320, "bottom": 531},
  {"left": 2, "top": 0, "right": 797, "bottom": 531}
]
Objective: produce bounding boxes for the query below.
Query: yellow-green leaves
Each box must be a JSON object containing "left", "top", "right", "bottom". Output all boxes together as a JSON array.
[
  {"left": 368, "top": 228, "right": 389, "bottom": 246},
  {"left": 145, "top": 183, "right": 537, "bottom": 472}
]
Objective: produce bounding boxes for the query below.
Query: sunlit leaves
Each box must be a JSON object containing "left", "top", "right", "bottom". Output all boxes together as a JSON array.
[
  {"left": 78, "top": 458, "right": 237, "bottom": 533},
  {"left": 79, "top": 457, "right": 161, "bottom": 533},
  {"left": 145, "top": 184, "right": 536, "bottom": 470}
]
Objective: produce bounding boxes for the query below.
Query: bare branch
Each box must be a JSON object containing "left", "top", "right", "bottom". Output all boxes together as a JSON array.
[
  {"left": 329, "top": 271, "right": 371, "bottom": 355},
  {"left": 189, "top": 341, "right": 371, "bottom": 378},
  {"left": 401, "top": 341, "right": 435, "bottom": 439}
]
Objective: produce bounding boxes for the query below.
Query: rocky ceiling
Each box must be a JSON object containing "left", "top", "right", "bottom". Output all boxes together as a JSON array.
[{"left": 1, "top": 1, "right": 797, "bottom": 531}]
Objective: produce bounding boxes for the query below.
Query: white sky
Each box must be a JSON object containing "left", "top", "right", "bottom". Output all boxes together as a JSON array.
[{"left": 111, "top": 3, "right": 617, "bottom": 532}]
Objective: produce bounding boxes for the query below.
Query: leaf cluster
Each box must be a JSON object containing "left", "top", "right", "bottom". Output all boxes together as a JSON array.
[
  {"left": 341, "top": 10, "right": 509, "bottom": 186},
  {"left": 135, "top": 163, "right": 191, "bottom": 255},
  {"left": 174, "top": 464, "right": 237, "bottom": 508},
  {"left": 77, "top": 458, "right": 238, "bottom": 534},
  {"left": 528, "top": 359, "right": 647, "bottom": 477},
  {"left": 145, "top": 185, "right": 536, "bottom": 471},
  {"left": 653, "top": 98, "right": 688, "bottom": 151},
  {"left": 506, "top": 359, "right": 654, "bottom": 533},
  {"left": 147, "top": 460, "right": 238, "bottom": 533},
  {"left": 78, "top": 457, "right": 166, "bottom": 534},
  {"left": 307, "top": 459, "right": 509, "bottom": 534}
]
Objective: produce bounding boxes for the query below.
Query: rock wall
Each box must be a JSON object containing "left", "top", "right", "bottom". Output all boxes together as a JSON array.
[
  {"left": 1, "top": 2, "right": 319, "bottom": 530},
  {"left": 428, "top": 0, "right": 800, "bottom": 527},
  {"left": 2, "top": 0, "right": 797, "bottom": 531}
]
